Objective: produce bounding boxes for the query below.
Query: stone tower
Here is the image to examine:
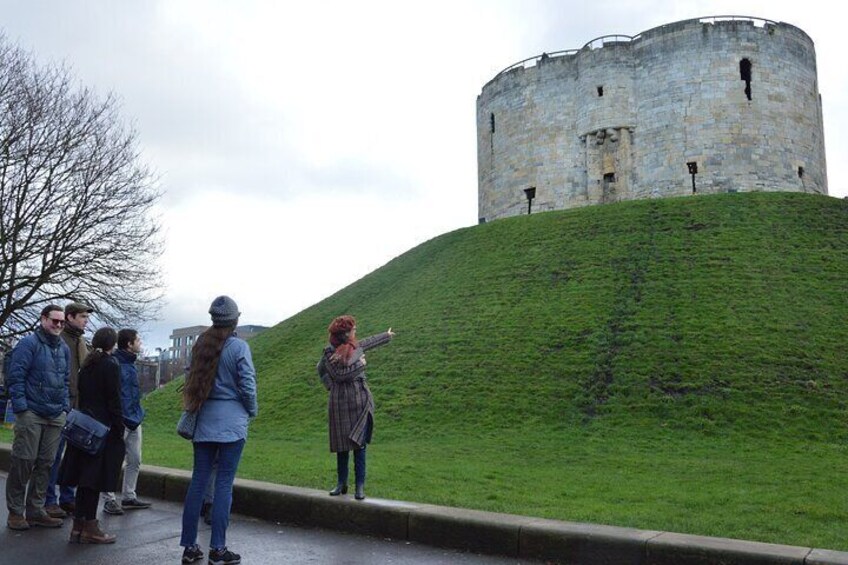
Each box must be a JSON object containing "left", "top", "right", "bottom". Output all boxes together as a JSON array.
[{"left": 476, "top": 16, "right": 828, "bottom": 222}]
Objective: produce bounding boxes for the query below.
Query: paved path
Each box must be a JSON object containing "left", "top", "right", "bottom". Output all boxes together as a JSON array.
[{"left": 0, "top": 473, "right": 539, "bottom": 564}]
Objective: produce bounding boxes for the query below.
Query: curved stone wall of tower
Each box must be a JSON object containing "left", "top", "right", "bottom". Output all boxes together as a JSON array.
[{"left": 477, "top": 17, "right": 828, "bottom": 222}]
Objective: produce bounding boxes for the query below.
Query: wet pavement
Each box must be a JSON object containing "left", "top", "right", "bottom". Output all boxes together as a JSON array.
[{"left": 0, "top": 472, "right": 539, "bottom": 564}]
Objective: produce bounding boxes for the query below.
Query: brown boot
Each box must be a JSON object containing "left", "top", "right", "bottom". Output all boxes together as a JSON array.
[
  {"left": 26, "top": 512, "right": 63, "bottom": 528},
  {"left": 45, "top": 504, "right": 68, "bottom": 519},
  {"left": 69, "top": 518, "right": 84, "bottom": 543},
  {"left": 79, "top": 519, "right": 116, "bottom": 544},
  {"left": 7, "top": 513, "right": 30, "bottom": 531}
]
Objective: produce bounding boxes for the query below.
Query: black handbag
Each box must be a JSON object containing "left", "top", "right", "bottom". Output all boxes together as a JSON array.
[
  {"left": 62, "top": 409, "right": 110, "bottom": 455},
  {"left": 176, "top": 410, "right": 198, "bottom": 440}
]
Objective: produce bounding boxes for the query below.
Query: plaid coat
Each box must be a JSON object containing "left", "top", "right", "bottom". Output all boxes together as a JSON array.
[{"left": 317, "top": 332, "right": 392, "bottom": 452}]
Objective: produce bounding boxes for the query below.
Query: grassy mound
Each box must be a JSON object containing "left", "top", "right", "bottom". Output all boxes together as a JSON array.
[{"left": 132, "top": 192, "right": 848, "bottom": 549}]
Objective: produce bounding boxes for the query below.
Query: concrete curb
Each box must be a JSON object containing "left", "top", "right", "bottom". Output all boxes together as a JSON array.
[{"left": 2, "top": 443, "right": 846, "bottom": 564}]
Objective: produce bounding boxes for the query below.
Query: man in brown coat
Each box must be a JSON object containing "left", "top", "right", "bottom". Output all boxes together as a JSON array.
[{"left": 44, "top": 302, "right": 93, "bottom": 518}]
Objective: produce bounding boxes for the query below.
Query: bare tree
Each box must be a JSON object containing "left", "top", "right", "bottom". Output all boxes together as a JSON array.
[{"left": 0, "top": 35, "right": 162, "bottom": 342}]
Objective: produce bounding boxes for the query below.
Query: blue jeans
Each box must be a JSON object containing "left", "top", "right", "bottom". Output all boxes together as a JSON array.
[
  {"left": 46, "top": 435, "right": 75, "bottom": 506},
  {"left": 180, "top": 440, "right": 245, "bottom": 550},
  {"left": 204, "top": 460, "right": 218, "bottom": 503}
]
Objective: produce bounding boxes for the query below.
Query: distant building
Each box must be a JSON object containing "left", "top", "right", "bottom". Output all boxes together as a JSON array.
[
  {"left": 160, "top": 324, "right": 269, "bottom": 386},
  {"left": 169, "top": 325, "right": 209, "bottom": 366},
  {"left": 137, "top": 357, "right": 160, "bottom": 394}
]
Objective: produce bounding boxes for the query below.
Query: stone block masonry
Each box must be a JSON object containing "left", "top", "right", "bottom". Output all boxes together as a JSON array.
[{"left": 477, "top": 16, "right": 828, "bottom": 222}]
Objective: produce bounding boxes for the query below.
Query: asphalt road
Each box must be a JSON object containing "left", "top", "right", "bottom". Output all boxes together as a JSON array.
[{"left": 0, "top": 473, "right": 539, "bottom": 564}]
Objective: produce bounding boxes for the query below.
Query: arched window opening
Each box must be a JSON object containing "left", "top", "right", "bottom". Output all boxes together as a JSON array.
[
  {"left": 798, "top": 166, "right": 805, "bottom": 179},
  {"left": 597, "top": 86, "right": 604, "bottom": 97},
  {"left": 740, "top": 59, "right": 752, "bottom": 101}
]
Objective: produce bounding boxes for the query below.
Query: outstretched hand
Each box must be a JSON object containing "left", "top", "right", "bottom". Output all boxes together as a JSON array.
[{"left": 387, "top": 327, "right": 395, "bottom": 337}]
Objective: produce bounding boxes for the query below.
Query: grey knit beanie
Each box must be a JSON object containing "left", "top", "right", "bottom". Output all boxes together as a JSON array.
[{"left": 209, "top": 295, "right": 240, "bottom": 327}]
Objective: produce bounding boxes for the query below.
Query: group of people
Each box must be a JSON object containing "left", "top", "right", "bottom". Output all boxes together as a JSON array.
[
  {"left": 5, "top": 296, "right": 393, "bottom": 565},
  {"left": 4, "top": 302, "right": 150, "bottom": 545}
]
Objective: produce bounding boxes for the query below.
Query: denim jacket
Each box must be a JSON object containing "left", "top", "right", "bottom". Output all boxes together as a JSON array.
[
  {"left": 113, "top": 348, "right": 145, "bottom": 429},
  {"left": 194, "top": 336, "right": 258, "bottom": 443}
]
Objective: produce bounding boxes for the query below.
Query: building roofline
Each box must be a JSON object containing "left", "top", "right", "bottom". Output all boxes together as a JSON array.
[{"left": 485, "top": 15, "right": 785, "bottom": 87}]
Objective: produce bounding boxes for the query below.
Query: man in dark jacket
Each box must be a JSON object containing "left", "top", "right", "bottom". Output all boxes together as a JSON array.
[
  {"left": 103, "top": 328, "right": 152, "bottom": 514},
  {"left": 5, "top": 305, "right": 71, "bottom": 530},
  {"left": 45, "top": 301, "right": 92, "bottom": 518}
]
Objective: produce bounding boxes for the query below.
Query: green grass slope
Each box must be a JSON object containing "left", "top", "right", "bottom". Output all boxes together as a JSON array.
[{"left": 141, "top": 192, "right": 848, "bottom": 549}]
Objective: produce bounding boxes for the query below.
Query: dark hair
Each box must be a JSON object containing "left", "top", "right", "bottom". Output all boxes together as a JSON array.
[
  {"left": 183, "top": 326, "right": 235, "bottom": 412},
  {"left": 82, "top": 327, "right": 118, "bottom": 369},
  {"left": 40, "top": 304, "right": 63, "bottom": 318},
  {"left": 118, "top": 329, "right": 138, "bottom": 350}
]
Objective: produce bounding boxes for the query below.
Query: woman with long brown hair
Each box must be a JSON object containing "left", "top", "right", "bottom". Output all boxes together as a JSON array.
[
  {"left": 58, "top": 326, "right": 125, "bottom": 544},
  {"left": 317, "top": 315, "right": 394, "bottom": 500},
  {"left": 179, "top": 296, "right": 258, "bottom": 565}
]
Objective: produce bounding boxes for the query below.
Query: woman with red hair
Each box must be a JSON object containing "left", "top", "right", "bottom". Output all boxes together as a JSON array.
[{"left": 317, "top": 315, "right": 394, "bottom": 500}]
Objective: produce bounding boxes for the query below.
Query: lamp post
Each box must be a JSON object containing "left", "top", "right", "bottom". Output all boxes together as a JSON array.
[
  {"left": 687, "top": 162, "right": 698, "bottom": 194},
  {"left": 155, "top": 347, "right": 163, "bottom": 389},
  {"left": 524, "top": 186, "right": 536, "bottom": 215}
]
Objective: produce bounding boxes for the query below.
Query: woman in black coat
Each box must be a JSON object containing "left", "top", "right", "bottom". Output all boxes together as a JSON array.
[{"left": 59, "top": 327, "right": 125, "bottom": 544}]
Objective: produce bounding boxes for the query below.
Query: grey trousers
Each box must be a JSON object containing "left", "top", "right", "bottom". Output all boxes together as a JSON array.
[
  {"left": 104, "top": 425, "right": 142, "bottom": 502},
  {"left": 5, "top": 410, "right": 65, "bottom": 516}
]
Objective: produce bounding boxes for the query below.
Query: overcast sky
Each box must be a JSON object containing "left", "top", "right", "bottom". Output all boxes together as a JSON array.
[{"left": 2, "top": 1, "right": 845, "bottom": 351}]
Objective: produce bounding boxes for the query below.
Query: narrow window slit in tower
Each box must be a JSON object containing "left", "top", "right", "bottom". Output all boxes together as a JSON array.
[
  {"left": 740, "top": 59, "right": 752, "bottom": 101},
  {"left": 798, "top": 166, "right": 804, "bottom": 178},
  {"left": 597, "top": 86, "right": 604, "bottom": 97},
  {"left": 490, "top": 113, "right": 495, "bottom": 133}
]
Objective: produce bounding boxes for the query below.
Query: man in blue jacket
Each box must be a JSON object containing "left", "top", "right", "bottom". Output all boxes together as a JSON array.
[
  {"left": 103, "top": 328, "right": 152, "bottom": 515},
  {"left": 5, "top": 305, "right": 70, "bottom": 531}
]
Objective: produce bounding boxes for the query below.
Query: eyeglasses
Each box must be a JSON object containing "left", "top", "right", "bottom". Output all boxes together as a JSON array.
[{"left": 47, "top": 318, "right": 65, "bottom": 326}]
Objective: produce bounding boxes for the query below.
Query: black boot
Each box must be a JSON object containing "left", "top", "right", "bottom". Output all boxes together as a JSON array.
[
  {"left": 353, "top": 447, "right": 366, "bottom": 500},
  {"left": 330, "top": 451, "right": 350, "bottom": 496}
]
